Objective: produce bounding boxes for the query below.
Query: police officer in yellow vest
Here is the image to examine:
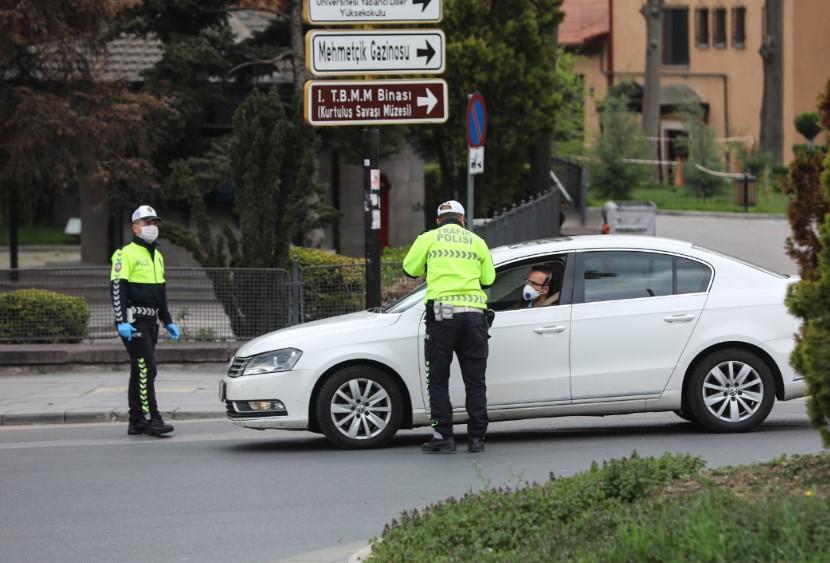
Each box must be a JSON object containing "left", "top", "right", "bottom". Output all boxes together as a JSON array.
[
  {"left": 403, "top": 200, "right": 496, "bottom": 453},
  {"left": 110, "top": 205, "right": 180, "bottom": 437}
]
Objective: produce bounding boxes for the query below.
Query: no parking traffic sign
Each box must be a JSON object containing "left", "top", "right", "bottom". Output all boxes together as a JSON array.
[{"left": 465, "top": 92, "right": 487, "bottom": 148}]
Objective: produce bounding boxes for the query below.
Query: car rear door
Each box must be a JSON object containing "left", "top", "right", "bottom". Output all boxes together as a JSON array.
[{"left": 569, "top": 250, "right": 712, "bottom": 401}]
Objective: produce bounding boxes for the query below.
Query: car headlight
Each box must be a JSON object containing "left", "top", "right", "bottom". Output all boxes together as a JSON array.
[{"left": 242, "top": 348, "right": 302, "bottom": 376}]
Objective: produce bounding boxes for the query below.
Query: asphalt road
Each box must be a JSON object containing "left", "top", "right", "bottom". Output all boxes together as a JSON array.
[{"left": 0, "top": 399, "right": 821, "bottom": 563}]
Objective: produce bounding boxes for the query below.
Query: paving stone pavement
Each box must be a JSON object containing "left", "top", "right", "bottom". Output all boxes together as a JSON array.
[{"left": 0, "top": 365, "right": 226, "bottom": 425}]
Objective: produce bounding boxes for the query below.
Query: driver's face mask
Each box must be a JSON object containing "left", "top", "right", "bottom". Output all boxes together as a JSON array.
[{"left": 522, "top": 284, "right": 541, "bottom": 301}]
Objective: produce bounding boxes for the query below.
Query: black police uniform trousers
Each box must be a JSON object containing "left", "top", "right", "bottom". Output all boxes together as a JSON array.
[
  {"left": 425, "top": 311, "right": 489, "bottom": 439},
  {"left": 119, "top": 318, "right": 161, "bottom": 423}
]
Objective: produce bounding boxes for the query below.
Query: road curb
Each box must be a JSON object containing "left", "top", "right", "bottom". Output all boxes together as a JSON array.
[
  {"left": 0, "top": 409, "right": 225, "bottom": 426},
  {"left": 0, "top": 342, "right": 239, "bottom": 368}
]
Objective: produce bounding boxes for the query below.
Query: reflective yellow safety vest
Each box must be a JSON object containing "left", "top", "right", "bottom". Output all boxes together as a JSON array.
[
  {"left": 403, "top": 221, "right": 495, "bottom": 309},
  {"left": 110, "top": 239, "right": 171, "bottom": 324}
]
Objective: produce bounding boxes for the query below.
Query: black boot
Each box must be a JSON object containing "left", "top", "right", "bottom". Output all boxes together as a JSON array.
[
  {"left": 146, "top": 418, "right": 174, "bottom": 436},
  {"left": 468, "top": 436, "right": 485, "bottom": 453},
  {"left": 127, "top": 420, "right": 148, "bottom": 436},
  {"left": 421, "top": 435, "right": 456, "bottom": 454}
]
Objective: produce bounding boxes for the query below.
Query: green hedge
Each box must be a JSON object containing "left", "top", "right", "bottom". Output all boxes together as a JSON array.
[
  {"left": 367, "top": 452, "right": 830, "bottom": 562},
  {"left": 0, "top": 289, "right": 89, "bottom": 343}
]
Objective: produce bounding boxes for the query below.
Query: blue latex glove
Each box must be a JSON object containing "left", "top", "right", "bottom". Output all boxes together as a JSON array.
[
  {"left": 166, "top": 323, "right": 181, "bottom": 341},
  {"left": 117, "top": 322, "right": 136, "bottom": 342}
]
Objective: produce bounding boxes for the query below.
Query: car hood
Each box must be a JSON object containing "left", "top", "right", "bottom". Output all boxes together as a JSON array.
[{"left": 234, "top": 310, "right": 402, "bottom": 358}]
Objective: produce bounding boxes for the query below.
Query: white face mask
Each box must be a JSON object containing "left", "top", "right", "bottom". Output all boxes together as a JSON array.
[
  {"left": 522, "top": 284, "right": 541, "bottom": 301},
  {"left": 139, "top": 225, "right": 159, "bottom": 243}
]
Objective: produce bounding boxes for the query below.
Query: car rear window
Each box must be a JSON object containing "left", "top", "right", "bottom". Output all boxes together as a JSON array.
[{"left": 676, "top": 257, "right": 712, "bottom": 294}]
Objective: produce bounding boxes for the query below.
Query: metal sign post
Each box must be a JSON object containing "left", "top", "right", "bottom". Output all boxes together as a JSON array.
[
  {"left": 465, "top": 92, "right": 487, "bottom": 232},
  {"left": 363, "top": 129, "right": 381, "bottom": 309}
]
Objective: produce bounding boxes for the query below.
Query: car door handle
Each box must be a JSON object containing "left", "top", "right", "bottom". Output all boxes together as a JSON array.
[
  {"left": 534, "top": 325, "right": 566, "bottom": 334},
  {"left": 664, "top": 313, "right": 696, "bottom": 323}
]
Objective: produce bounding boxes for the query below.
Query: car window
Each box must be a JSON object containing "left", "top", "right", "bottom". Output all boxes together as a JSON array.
[
  {"left": 676, "top": 257, "right": 712, "bottom": 294},
  {"left": 486, "top": 254, "right": 568, "bottom": 311},
  {"left": 383, "top": 284, "right": 425, "bottom": 313},
  {"left": 583, "top": 251, "right": 673, "bottom": 303}
]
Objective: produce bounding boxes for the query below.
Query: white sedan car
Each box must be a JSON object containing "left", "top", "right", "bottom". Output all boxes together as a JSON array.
[{"left": 220, "top": 235, "right": 807, "bottom": 448}]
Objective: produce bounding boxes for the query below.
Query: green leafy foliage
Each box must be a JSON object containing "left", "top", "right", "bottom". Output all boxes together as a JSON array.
[
  {"left": 368, "top": 452, "right": 704, "bottom": 562},
  {"left": 680, "top": 105, "right": 729, "bottom": 200},
  {"left": 786, "top": 79, "right": 830, "bottom": 447},
  {"left": 410, "top": 0, "right": 571, "bottom": 217},
  {"left": 0, "top": 289, "right": 89, "bottom": 343},
  {"left": 795, "top": 112, "right": 822, "bottom": 143},
  {"left": 781, "top": 148, "right": 829, "bottom": 279},
  {"left": 588, "top": 93, "right": 650, "bottom": 200},
  {"left": 369, "top": 453, "right": 830, "bottom": 562}
]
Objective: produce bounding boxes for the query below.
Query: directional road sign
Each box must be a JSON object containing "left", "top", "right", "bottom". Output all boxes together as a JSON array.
[
  {"left": 306, "top": 29, "right": 445, "bottom": 76},
  {"left": 466, "top": 92, "right": 487, "bottom": 148},
  {"left": 304, "top": 0, "right": 442, "bottom": 25},
  {"left": 304, "top": 79, "right": 448, "bottom": 126}
]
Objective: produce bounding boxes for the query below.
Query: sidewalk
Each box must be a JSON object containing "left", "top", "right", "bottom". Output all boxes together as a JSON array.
[
  {"left": 0, "top": 365, "right": 227, "bottom": 425},
  {"left": 0, "top": 342, "right": 238, "bottom": 367}
]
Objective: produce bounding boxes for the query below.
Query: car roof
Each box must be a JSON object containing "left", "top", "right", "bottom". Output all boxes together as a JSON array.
[{"left": 490, "top": 235, "right": 694, "bottom": 262}]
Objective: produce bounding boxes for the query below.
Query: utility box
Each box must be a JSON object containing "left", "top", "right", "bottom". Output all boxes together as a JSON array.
[{"left": 605, "top": 201, "right": 657, "bottom": 236}]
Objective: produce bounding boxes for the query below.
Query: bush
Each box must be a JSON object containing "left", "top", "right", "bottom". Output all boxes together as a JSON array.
[
  {"left": 588, "top": 93, "right": 650, "bottom": 200},
  {"left": 369, "top": 453, "right": 830, "bottom": 562},
  {"left": 0, "top": 289, "right": 89, "bottom": 343},
  {"left": 795, "top": 112, "right": 822, "bottom": 144},
  {"left": 368, "top": 452, "right": 705, "bottom": 562},
  {"left": 290, "top": 247, "right": 364, "bottom": 321}
]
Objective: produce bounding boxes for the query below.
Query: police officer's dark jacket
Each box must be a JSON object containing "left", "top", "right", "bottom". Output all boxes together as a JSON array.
[{"left": 110, "top": 237, "right": 173, "bottom": 325}]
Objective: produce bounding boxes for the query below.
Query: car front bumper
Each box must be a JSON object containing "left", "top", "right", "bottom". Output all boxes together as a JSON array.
[{"left": 221, "top": 368, "right": 316, "bottom": 430}]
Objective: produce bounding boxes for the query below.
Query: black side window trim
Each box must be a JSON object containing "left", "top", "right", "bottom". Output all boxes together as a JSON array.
[{"left": 573, "top": 250, "right": 713, "bottom": 305}]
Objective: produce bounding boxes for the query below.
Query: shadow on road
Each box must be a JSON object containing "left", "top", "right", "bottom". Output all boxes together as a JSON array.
[{"left": 220, "top": 418, "right": 811, "bottom": 454}]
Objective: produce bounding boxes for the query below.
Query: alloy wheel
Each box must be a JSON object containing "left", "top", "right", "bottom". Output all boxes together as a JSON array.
[
  {"left": 701, "top": 360, "right": 764, "bottom": 423},
  {"left": 330, "top": 378, "right": 392, "bottom": 440}
]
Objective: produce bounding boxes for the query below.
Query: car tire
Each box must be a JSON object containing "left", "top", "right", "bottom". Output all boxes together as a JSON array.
[
  {"left": 686, "top": 348, "right": 775, "bottom": 433},
  {"left": 315, "top": 365, "right": 403, "bottom": 449}
]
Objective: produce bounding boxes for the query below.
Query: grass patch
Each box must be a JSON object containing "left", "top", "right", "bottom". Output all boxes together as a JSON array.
[
  {"left": 588, "top": 184, "right": 789, "bottom": 214},
  {"left": 0, "top": 224, "right": 77, "bottom": 245},
  {"left": 368, "top": 452, "right": 830, "bottom": 562}
]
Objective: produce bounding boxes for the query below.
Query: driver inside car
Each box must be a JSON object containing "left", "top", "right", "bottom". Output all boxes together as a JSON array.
[{"left": 514, "top": 265, "right": 560, "bottom": 309}]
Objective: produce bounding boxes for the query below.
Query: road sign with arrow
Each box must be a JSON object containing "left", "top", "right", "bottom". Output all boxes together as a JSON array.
[
  {"left": 306, "top": 30, "right": 445, "bottom": 76},
  {"left": 304, "top": 79, "right": 448, "bottom": 126},
  {"left": 304, "top": 0, "right": 442, "bottom": 25}
]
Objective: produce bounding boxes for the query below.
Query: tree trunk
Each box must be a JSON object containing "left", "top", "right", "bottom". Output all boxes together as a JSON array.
[
  {"left": 79, "top": 177, "right": 110, "bottom": 264},
  {"left": 760, "top": 0, "right": 784, "bottom": 165},
  {"left": 641, "top": 0, "right": 664, "bottom": 180},
  {"left": 289, "top": 0, "right": 306, "bottom": 100}
]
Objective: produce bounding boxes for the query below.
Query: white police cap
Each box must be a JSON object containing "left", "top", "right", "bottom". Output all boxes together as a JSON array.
[
  {"left": 131, "top": 205, "right": 160, "bottom": 223},
  {"left": 437, "top": 200, "right": 465, "bottom": 217}
]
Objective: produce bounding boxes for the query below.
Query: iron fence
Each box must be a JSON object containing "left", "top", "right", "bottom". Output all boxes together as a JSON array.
[
  {"left": 0, "top": 261, "right": 422, "bottom": 343},
  {"left": 476, "top": 188, "right": 562, "bottom": 248}
]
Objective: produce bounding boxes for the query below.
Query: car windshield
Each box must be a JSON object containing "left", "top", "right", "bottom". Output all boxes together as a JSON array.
[
  {"left": 692, "top": 245, "right": 790, "bottom": 279},
  {"left": 383, "top": 283, "right": 426, "bottom": 313}
]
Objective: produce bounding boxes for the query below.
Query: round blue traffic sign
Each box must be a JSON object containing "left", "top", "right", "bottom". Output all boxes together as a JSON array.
[{"left": 466, "top": 92, "right": 487, "bottom": 148}]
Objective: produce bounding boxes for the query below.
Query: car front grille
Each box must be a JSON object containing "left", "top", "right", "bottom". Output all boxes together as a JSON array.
[{"left": 227, "top": 355, "right": 251, "bottom": 378}]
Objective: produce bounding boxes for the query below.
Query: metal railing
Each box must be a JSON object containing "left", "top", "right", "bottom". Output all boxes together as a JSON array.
[
  {"left": 0, "top": 262, "right": 422, "bottom": 343},
  {"left": 476, "top": 188, "right": 562, "bottom": 248}
]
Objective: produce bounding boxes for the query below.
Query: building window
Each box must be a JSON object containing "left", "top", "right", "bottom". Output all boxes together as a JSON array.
[
  {"left": 663, "top": 7, "right": 690, "bottom": 65},
  {"left": 695, "top": 7, "right": 710, "bottom": 47},
  {"left": 732, "top": 6, "right": 746, "bottom": 48},
  {"left": 713, "top": 7, "right": 727, "bottom": 48}
]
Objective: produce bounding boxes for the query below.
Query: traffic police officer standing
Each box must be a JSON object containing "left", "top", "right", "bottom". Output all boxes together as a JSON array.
[
  {"left": 111, "top": 205, "right": 180, "bottom": 436},
  {"left": 403, "top": 201, "right": 496, "bottom": 453}
]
